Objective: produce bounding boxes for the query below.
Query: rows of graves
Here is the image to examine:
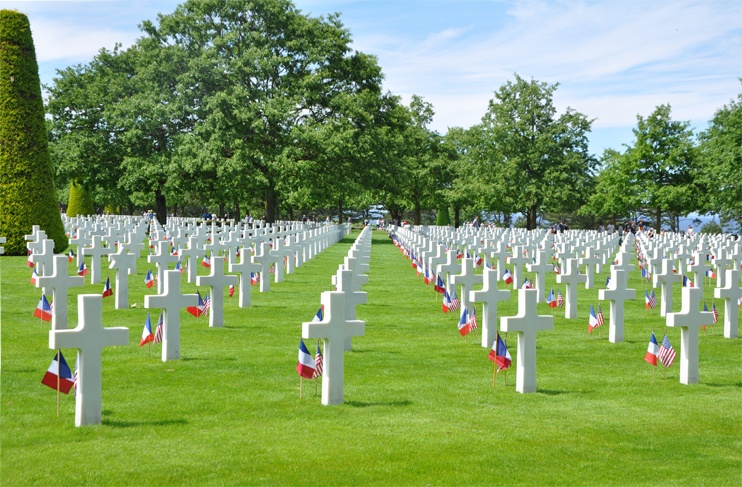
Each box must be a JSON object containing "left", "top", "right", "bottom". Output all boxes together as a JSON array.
[{"left": 387, "top": 224, "right": 741, "bottom": 392}]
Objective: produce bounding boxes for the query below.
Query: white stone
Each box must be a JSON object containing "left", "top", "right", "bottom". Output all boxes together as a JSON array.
[
  {"left": 507, "top": 246, "right": 531, "bottom": 291},
  {"left": 714, "top": 268, "right": 741, "bottom": 339},
  {"left": 178, "top": 237, "right": 202, "bottom": 284},
  {"left": 335, "top": 269, "right": 367, "bottom": 351},
  {"left": 451, "top": 257, "right": 482, "bottom": 309},
  {"left": 252, "top": 241, "right": 274, "bottom": 292},
  {"left": 36, "top": 255, "right": 84, "bottom": 329},
  {"left": 81, "top": 235, "right": 112, "bottom": 284},
  {"left": 598, "top": 268, "right": 636, "bottom": 343},
  {"left": 49, "top": 294, "right": 129, "bottom": 426},
  {"left": 470, "top": 267, "right": 511, "bottom": 349},
  {"left": 500, "top": 289, "right": 554, "bottom": 393},
  {"left": 653, "top": 258, "right": 683, "bottom": 317},
  {"left": 148, "top": 240, "right": 178, "bottom": 294},
  {"left": 197, "top": 256, "right": 238, "bottom": 328},
  {"left": 578, "top": 247, "right": 601, "bottom": 289},
  {"left": 29, "top": 238, "right": 55, "bottom": 276},
  {"left": 108, "top": 247, "right": 136, "bottom": 309},
  {"left": 228, "top": 252, "right": 262, "bottom": 308},
  {"left": 526, "top": 249, "right": 552, "bottom": 302},
  {"left": 555, "top": 258, "right": 587, "bottom": 319},
  {"left": 667, "top": 287, "right": 714, "bottom": 384},
  {"left": 302, "top": 291, "right": 365, "bottom": 405},
  {"left": 144, "top": 270, "right": 199, "bottom": 361}
]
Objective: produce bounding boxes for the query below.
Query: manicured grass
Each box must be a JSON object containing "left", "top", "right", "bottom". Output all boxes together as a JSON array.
[{"left": 1, "top": 230, "right": 740, "bottom": 486}]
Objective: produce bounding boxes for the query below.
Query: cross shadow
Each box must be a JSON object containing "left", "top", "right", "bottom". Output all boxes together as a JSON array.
[
  {"left": 345, "top": 399, "right": 412, "bottom": 407},
  {"left": 704, "top": 382, "right": 742, "bottom": 388},
  {"left": 538, "top": 389, "right": 591, "bottom": 395},
  {"left": 372, "top": 239, "right": 395, "bottom": 246},
  {"left": 102, "top": 418, "right": 188, "bottom": 428},
  {"left": 181, "top": 357, "right": 236, "bottom": 361}
]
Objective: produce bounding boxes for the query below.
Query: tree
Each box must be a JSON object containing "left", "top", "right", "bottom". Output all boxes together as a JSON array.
[
  {"left": 66, "top": 181, "right": 95, "bottom": 217},
  {"left": 0, "top": 10, "right": 68, "bottom": 254},
  {"left": 479, "top": 74, "right": 595, "bottom": 229},
  {"left": 698, "top": 87, "right": 742, "bottom": 226}
]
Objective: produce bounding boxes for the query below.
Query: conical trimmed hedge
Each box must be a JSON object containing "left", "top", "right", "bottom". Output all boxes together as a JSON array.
[
  {"left": 436, "top": 207, "right": 451, "bottom": 226},
  {"left": 67, "top": 181, "right": 95, "bottom": 217},
  {"left": 0, "top": 10, "right": 68, "bottom": 254}
]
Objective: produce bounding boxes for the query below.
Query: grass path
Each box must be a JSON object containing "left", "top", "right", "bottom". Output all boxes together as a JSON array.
[{"left": 1, "top": 229, "right": 740, "bottom": 485}]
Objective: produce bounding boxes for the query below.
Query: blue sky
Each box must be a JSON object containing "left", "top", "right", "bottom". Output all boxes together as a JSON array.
[{"left": 4, "top": 0, "right": 740, "bottom": 157}]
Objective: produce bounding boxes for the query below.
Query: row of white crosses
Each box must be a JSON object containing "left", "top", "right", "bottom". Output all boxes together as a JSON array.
[{"left": 303, "top": 226, "right": 372, "bottom": 405}]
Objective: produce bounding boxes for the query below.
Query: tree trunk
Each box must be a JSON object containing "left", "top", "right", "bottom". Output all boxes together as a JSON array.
[
  {"left": 288, "top": 207, "right": 294, "bottom": 221},
  {"left": 454, "top": 207, "right": 460, "bottom": 229},
  {"left": 127, "top": 201, "right": 134, "bottom": 216},
  {"left": 172, "top": 203, "right": 178, "bottom": 218},
  {"left": 338, "top": 200, "right": 343, "bottom": 223},
  {"left": 218, "top": 202, "right": 225, "bottom": 219},
  {"left": 233, "top": 197, "right": 241, "bottom": 222},
  {"left": 414, "top": 202, "right": 421, "bottom": 226},
  {"left": 528, "top": 204, "right": 538, "bottom": 230},
  {"left": 155, "top": 188, "right": 167, "bottom": 225},
  {"left": 656, "top": 207, "right": 662, "bottom": 232},
  {"left": 264, "top": 187, "right": 276, "bottom": 224}
]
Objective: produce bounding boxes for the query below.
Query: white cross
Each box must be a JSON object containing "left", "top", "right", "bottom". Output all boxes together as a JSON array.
[
  {"left": 470, "top": 267, "right": 511, "bottom": 349},
  {"left": 228, "top": 252, "right": 261, "bottom": 308},
  {"left": 269, "top": 238, "right": 291, "bottom": 282},
  {"left": 427, "top": 245, "right": 447, "bottom": 278},
  {"left": 343, "top": 256, "right": 368, "bottom": 291},
  {"left": 687, "top": 250, "right": 711, "bottom": 291},
  {"left": 598, "top": 268, "right": 636, "bottom": 343},
  {"left": 0, "top": 236, "right": 4, "bottom": 254},
  {"left": 667, "top": 287, "right": 714, "bottom": 384},
  {"left": 252, "top": 241, "right": 274, "bottom": 292},
  {"left": 556, "top": 258, "right": 587, "bottom": 319},
  {"left": 613, "top": 249, "right": 635, "bottom": 273},
  {"left": 148, "top": 240, "right": 178, "bottom": 294},
  {"left": 578, "top": 247, "right": 601, "bottom": 289},
  {"left": 69, "top": 232, "right": 90, "bottom": 267},
  {"left": 178, "top": 237, "right": 202, "bottom": 284},
  {"left": 500, "top": 289, "right": 554, "bottom": 393},
  {"left": 81, "top": 235, "right": 112, "bottom": 284},
  {"left": 120, "top": 232, "right": 144, "bottom": 275},
  {"left": 653, "top": 258, "right": 682, "bottom": 317},
  {"left": 302, "top": 291, "right": 364, "bottom": 405},
  {"left": 30, "top": 238, "right": 55, "bottom": 276},
  {"left": 49, "top": 294, "right": 128, "bottom": 426},
  {"left": 336, "top": 269, "right": 367, "bottom": 351},
  {"left": 711, "top": 249, "right": 731, "bottom": 288},
  {"left": 488, "top": 241, "right": 510, "bottom": 281},
  {"left": 451, "top": 257, "right": 482, "bottom": 309},
  {"left": 526, "top": 249, "right": 552, "bottom": 302},
  {"left": 197, "top": 256, "right": 238, "bottom": 328},
  {"left": 36, "top": 255, "right": 84, "bottom": 329},
  {"left": 144, "top": 270, "right": 199, "bottom": 362},
  {"left": 108, "top": 247, "right": 136, "bottom": 309},
  {"left": 714, "top": 268, "right": 741, "bottom": 339},
  {"left": 203, "top": 232, "right": 227, "bottom": 258},
  {"left": 436, "top": 250, "right": 461, "bottom": 291},
  {"left": 507, "top": 246, "right": 531, "bottom": 291}
]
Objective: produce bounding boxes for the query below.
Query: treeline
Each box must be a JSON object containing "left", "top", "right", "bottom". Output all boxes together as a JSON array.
[{"left": 46, "top": 0, "right": 741, "bottom": 230}]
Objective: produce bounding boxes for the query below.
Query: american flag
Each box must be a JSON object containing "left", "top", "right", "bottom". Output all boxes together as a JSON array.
[
  {"left": 203, "top": 292, "right": 211, "bottom": 316},
  {"left": 712, "top": 302, "right": 718, "bottom": 323},
  {"left": 449, "top": 288, "right": 461, "bottom": 312},
  {"left": 649, "top": 290, "right": 657, "bottom": 309},
  {"left": 73, "top": 353, "right": 79, "bottom": 397},
  {"left": 313, "top": 341, "right": 323, "bottom": 378},
  {"left": 269, "top": 264, "right": 275, "bottom": 275},
  {"left": 658, "top": 334, "right": 676, "bottom": 368},
  {"left": 153, "top": 311, "right": 164, "bottom": 343},
  {"left": 597, "top": 304, "right": 604, "bottom": 326},
  {"left": 469, "top": 304, "right": 478, "bottom": 330},
  {"left": 557, "top": 289, "right": 564, "bottom": 307}
]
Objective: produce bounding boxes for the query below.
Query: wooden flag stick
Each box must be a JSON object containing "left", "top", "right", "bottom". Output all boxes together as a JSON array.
[
  {"left": 300, "top": 377, "right": 303, "bottom": 399},
  {"left": 56, "top": 350, "right": 60, "bottom": 417},
  {"left": 504, "top": 334, "right": 509, "bottom": 386},
  {"left": 149, "top": 341, "right": 151, "bottom": 358}
]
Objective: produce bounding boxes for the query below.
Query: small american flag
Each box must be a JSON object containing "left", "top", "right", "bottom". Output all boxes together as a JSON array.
[
  {"left": 712, "top": 302, "right": 718, "bottom": 323},
  {"left": 313, "top": 341, "right": 323, "bottom": 378},
  {"left": 469, "top": 304, "right": 478, "bottom": 330},
  {"left": 649, "top": 290, "right": 657, "bottom": 309},
  {"left": 597, "top": 304, "right": 604, "bottom": 326},
  {"left": 73, "top": 353, "right": 79, "bottom": 397},
  {"left": 449, "top": 288, "right": 461, "bottom": 312},
  {"left": 153, "top": 311, "right": 164, "bottom": 343},
  {"left": 659, "top": 334, "right": 676, "bottom": 368},
  {"left": 269, "top": 264, "right": 275, "bottom": 275},
  {"left": 557, "top": 289, "right": 564, "bottom": 308},
  {"left": 204, "top": 292, "right": 211, "bottom": 315}
]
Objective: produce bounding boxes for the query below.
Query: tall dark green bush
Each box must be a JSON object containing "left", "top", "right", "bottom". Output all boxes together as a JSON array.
[
  {"left": 0, "top": 10, "right": 68, "bottom": 254},
  {"left": 67, "top": 181, "right": 94, "bottom": 217},
  {"left": 436, "top": 207, "right": 451, "bottom": 226}
]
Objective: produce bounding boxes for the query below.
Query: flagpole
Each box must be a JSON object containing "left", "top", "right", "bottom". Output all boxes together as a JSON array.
[
  {"left": 56, "top": 350, "right": 60, "bottom": 417},
  {"left": 149, "top": 341, "right": 151, "bottom": 358},
  {"left": 504, "top": 334, "right": 508, "bottom": 386},
  {"left": 300, "top": 377, "right": 303, "bottom": 399}
]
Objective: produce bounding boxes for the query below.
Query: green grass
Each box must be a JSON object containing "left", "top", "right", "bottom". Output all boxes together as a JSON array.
[{"left": 1, "top": 230, "right": 740, "bottom": 486}]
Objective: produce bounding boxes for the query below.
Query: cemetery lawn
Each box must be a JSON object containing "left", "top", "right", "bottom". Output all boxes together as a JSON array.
[{"left": 1, "top": 229, "right": 740, "bottom": 486}]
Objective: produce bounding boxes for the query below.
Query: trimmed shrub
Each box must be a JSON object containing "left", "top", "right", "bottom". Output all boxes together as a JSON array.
[
  {"left": 67, "top": 181, "right": 95, "bottom": 217},
  {"left": 436, "top": 207, "right": 451, "bottom": 226},
  {"left": 0, "top": 10, "right": 68, "bottom": 254}
]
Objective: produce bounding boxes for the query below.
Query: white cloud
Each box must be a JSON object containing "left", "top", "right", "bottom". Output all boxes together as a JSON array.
[{"left": 30, "top": 18, "right": 139, "bottom": 63}]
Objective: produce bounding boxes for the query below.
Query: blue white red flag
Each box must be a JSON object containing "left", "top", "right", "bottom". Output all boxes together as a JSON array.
[
  {"left": 153, "top": 311, "right": 164, "bottom": 343},
  {"left": 140, "top": 313, "right": 154, "bottom": 346},
  {"left": 488, "top": 334, "right": 512, "bottom": 371},
  {"left": 187, "top": 291, "right": 206, "bottom": 317},
  {"left": 312, "top": 307, "right": 323, "bottom": 322},
  {"left": 296, "top": 339, "right": 316, "bottom": 379},
  {"left": 644, "top": 332, "right": 659, "bottom": 365},
  {"left": 202, "top": 254, "right": 211, "bottom": 268},
  {"left": 683, "top": 276, "right": 693, "bottom": 287},
  {"left": 102, "top": 277, "right": 113, "bottom": 298},
  {"left": 313, "top": 341, "right": 323, "bottom": 378},
  {"left": 503, "top": 269, "right": 513, "bottom": 284},
  {"left": 34, "top": 295, "right": 52, "bottom": 322},
  {"left": 442, "top": 290, "right": 452, "bottom": 313},
  {"left": 68, "top": 249, "right": 75, "bottom": 262},
  {"left": 547, "top": 289, "right": 556, "bottom": 308},
  {"left": 145, "top": 269, "right": 155, "bottom": 288},
  {"left": 457, "top": 306, "right": 472, "bottom": 336},
  {"left": 659, "top": 334, "right": 676, "bottom": 367},
  {"left": 434, "top": 275, "right": 446, "bottom": 294},
  {"left": 78, "top": 260, "right": 88, "bottom": 277},
  {"left": 30, "top": 267, "right": 38, "bottom": 284},
  {"left": 41, "top": 352, "right": 74, "bottom": 394}
]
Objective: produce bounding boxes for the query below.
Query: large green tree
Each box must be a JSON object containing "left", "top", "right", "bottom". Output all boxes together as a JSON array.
[{"left": 479, "top": 74, "right": 595, "bottom": 229}]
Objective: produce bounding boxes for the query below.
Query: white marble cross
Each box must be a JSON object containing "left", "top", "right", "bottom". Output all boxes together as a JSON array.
[
  {"left": 336, "top": 269, "right": 367, "bottom": 351},
  {"left": 613, "top": 249, "right": 635, "bottom": 273},
  {"left": 49, "top": 294, "right": 129, "bottom": 426},
  {"left": 269, "top": 238, "right": 288, "bottom": 283},
  {"left": 197, "top": 256, "right": 238, "bottom": 328},
  {"left": 81, "top": 235, "right": 112, "bottom": 285},
  {"left": 69, "top": 232, "right": 91, "bottom": 267},
  {"left": 302, "top": 291, "right": 365, "bottom": 405},
  {"left": 667, "top": 286, "right": 714, "bottom": 384},
  {"left": 487, "top": 241, "right": 510, "bottom": 279},
  {"left": 598, "top": 268, "right": 636, "bottom": 343},
  {"left": 711, "top": 249, "right": 731, "bottom": 288},
  {"left": 228, "top": 252, "right": 261, "bottom": 307},
  {"left": 714, "top": 268, "right": 741, "bottom": 339},
  {"left": 653, "top": 258, "right": 682, "bottom": 317},
  {"left": 687, "top": 250, "right": 711, "bottom": 292},
  {"left": 30, "top": 238, "right": 55, "bottom": 276},
  {"left": 507, "top": 246, "right": 531, "bottom": 291},
  {"left": 470, "top": 267, "right": 511, "bottom": 349},
  {"left": 526, "top": 249, "right": 551, "bottom": 302},
  {"left": 556, "top": 258, "right": 587, "bottom": 319},
  {"left": 451, "top": 257, "right": 482, "bottom": 309},
  {"left": 437, "top": 250, "right": 461, "bottom": 291},
  {"left": 500, "top": 289, "right": 554, "bottom": 393},
  {"left": 36, "top": 254, "right": 84, "bottom": 329},
  {"left": 578, "top": 247, "right": 601, "bottom": 289},
  {"left": 108, "top": 247, "right": 137, "bottom": 309},
  {"left": 120, "top": 232, "right": 144, "bottom": 275},
  {"left": 178, "top": 236, "right": 202, "bottom": 284},
  {"left": 252, "top": 241, "right": 274, "bottom": 292},
  {"left": 144, "top": 270, "right": 199, "bottom": 361},
  {"left": 149, "top": 240, "right": 178, "bottom": 294}
]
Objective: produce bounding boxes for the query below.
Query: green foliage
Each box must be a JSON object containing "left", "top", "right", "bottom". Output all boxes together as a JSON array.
[
  {"left": 435, "top": 207, "right": 451, "bottom": 226},
  {"left": 66, "top": 181, "right": 94, "bottom": 217},
  {"left": 699, "top": 220, "right": 723, "bottom": 234},
  {"left": 0, "top": 10, "right": 68, "bottom": 254}
]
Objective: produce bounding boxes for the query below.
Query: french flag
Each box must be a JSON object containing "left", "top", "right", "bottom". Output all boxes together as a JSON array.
[
  {"left": 68, "top": 249, "right": 75, "bottom": 262},
  {"left": 547, "top": 289, "right": 557, "bottom": 308},
  {"left": 102, "top": 277, "right": 113, "bottom": 297},
  {"left": 145, "top": 269, "right": 155, "bottom": 289},
  {"left": 442, "top": 290, "right": 452, "bottom": 313},
  {"left": 312, "top": 307, "right": 323, "bottom": 322},
  {"left": 30, "top": 267, "right": 38, "bottom": 284},
  {"left": 434, "top": 275, "right": 446, "bottom": 294},
  {"left": 175, "top": 261, "right": 183, "bottom": 274},
  {"left": 202, "top": 254, "right": 211, "bottom": 268},
  {"left": 644, "top": 332, "right": 659, "bottom": 366},
  {"left": 296, "top": 339, "right": 317, "bottom": 379},
  {"left": 78, "top": 260, "right": 88, "bottom": 276},
  {"left": 589, "top": 304, "right": 599, "bottom": 333},
  {"left": 457, "top": 306, "right": 472, "bottom": 336},
  {"left": 41, "top": 352, "right": 74, "bottom": 394},
  {"left": 229, "top": 285, "right": 235, "bottom": 298},
  {"left": 683, "top": 276, "right": 694, "bottom": 287},
  {"left": 250, "top": 272, "right": 260, "bottom": 285},
  {"left": 488, "top": 334, "right": 512, "bottom": 372},
  {"left": 503, "top": 269, "right": 513, "bottom": 285},
  {"left": 27, "top": 253, "right": 35, "bottom": 268},
  {"left": 140, "top": 313, "right": 154, "bottom": 346},
  {"left": 34, "top": 295, "right": 52, "bottom": 322},
  {"left": 187, "top": 291, "right": 206, "bottom": 317}
]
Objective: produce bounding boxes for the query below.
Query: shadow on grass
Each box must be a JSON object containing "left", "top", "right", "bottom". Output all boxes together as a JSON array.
[
  {"left": 538, "top": 389, "right": 592, "bottom": 395},
  {"left": 704, "top": 382, "right": 742, "bottom": 388},
  {"left": 103, "top": 418, "right": 188, "bottom": 428},
  {"left": 181, "top": 357, "right": 236, "bottom": 361},
  {"left": 372, "top": 238, "right": 395, "bottom": 246},
  {"left": 345, "top": 399, "right": 412, "bottom": 407}
]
